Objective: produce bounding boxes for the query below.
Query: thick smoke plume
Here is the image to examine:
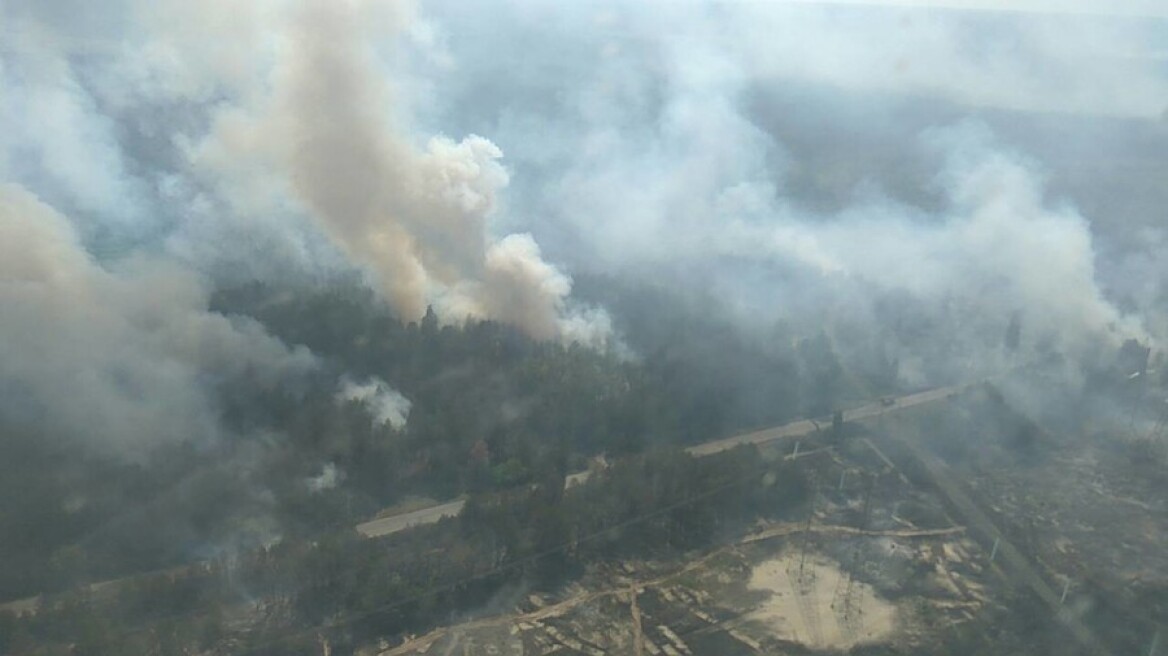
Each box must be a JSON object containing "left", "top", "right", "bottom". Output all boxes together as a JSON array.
[
  {"left": 0, "top": 183, "right": 314, "bottom": 454},
  {"left": 190, "top": 0, "right": 611, "bottom": 345},
  {"left": 3, "top": 0, "right": 1166, "bottom": 420},
  {"left": 415, "top": 0, "right": 1166, "bottom": 384}
]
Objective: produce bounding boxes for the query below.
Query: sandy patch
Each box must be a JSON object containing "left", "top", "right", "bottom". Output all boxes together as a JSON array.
[{"left": 746, "top": 552, "right": 897, "bottom": 650}]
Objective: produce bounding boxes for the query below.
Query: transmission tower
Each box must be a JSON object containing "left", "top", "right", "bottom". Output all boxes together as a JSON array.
[
  {"left": 787, "top": 471, "right": 825, "bottom": 646},
  {"left": 832, "top": 472, "right": 875, "bottom": 641}
]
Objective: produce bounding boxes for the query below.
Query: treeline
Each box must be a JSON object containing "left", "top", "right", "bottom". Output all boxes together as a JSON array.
[
  {"left": 2, "top": 446, "right": 809, "bottom": 655},
  {"left": 0, "top": 277, "right": 859, "bottom": 610},
  {"left": 0, "top": 283, "right": 642, "bottom": 601}
]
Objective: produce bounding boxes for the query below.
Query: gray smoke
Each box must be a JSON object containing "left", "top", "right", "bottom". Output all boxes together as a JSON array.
[
  {"left": 0, "top": 183, "right": 314, "bottom": 455},
  {"left": 408, "top": 0, "right": 1167, "bottom": 383},
  {"left": 3, "top": 0, "right": 1166, "bottom": 393}
]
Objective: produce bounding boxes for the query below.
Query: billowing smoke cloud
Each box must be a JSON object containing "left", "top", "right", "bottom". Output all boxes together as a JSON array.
[
  {"left": 3, "top": 0, "right": 1166, "bottom": 391},
  {"left": 0, "top": 183, "right": 315, "bottom": 454},
  {"left": 2, "top": 0, "right": 612, "bottom": 346},
  {"left": 409, "top": 0, "right": 1167, "bottom": 384},
  {"left": 732, "top": 124, "right": 1150, "bottom": 381},
  {"left": 337, "top": 377, "right": 412, "bottom": 430},
  {"left": 741, "top": 124, "right": 1143, "bottom": 330},
  {"left": 185, "top": 0, "right": 611, "bottom": 345}
]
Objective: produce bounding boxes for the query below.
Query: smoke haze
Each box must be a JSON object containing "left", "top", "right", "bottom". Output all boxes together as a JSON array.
[
  {"left": 2, "top": 0, "right": 1167, "bottom": 446},
  {"left": 410, "top": 0, "right": 1167, "bottom": 380},
  {"left": 0, "top": 183, "right": 314, "bottom": 455},
  {"left": 6, "top": 5, "right": 1168, "bottom": 652}
]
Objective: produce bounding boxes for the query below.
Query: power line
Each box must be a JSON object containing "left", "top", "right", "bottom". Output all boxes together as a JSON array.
[
  {"left": 11, "top": 463, "right": 773, "bottom": 655},
  {"left": 234, "top": 470, "right": 762, "bottom": 654}
]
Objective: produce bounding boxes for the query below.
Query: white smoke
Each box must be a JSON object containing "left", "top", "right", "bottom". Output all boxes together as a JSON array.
[
  {"left": 184, "top": 0, "right": 612, "bottom": 345},
  {"left": 728, "top": 124, "right": 1149, "bottom": 352},
  {"left": 3, "top": 0, "right": 1165, "bottom": 382},
  {"left": 337, "top": 377, "right": 412, "bottom": 430},
  {"left": 306, "top": 462, "right": 342, "bottom": 492},
  {"left": 2, "top": 0, "right": 612, "bottom": 346},
  {"left": 0, "top": 183, "right": 315, "bottom": 455},
  {"left": 412, "top": 1, "right": 1163, "bottom": 380}
]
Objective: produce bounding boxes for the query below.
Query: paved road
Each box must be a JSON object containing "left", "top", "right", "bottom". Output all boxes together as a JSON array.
[
  {"left": 356, "top": 500, "right": 467, "bottom": 537},
  {"left": 1, "top": 382, "right": 972, "bottom": 613},
  {"left": 359, "top": 384, "right": 967, "bottom": 538},
  {"left": 356, "top": 471, "right": 601, "bottom": 538},
  {"left": 686, "top": 384, "right": 964, "bottom": 457},
  {"left": 355, "top": 470, "right": 602, "bottom": 537}
]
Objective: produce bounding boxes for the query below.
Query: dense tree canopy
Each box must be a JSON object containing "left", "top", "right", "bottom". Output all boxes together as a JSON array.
[{"left": 0, "top": 278, "right": 858, "bottom": 630}]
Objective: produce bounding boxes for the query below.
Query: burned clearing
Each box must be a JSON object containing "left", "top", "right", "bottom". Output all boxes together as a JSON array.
[{"left": 366, "top": 379, "right": 1166, "bottom": 656}]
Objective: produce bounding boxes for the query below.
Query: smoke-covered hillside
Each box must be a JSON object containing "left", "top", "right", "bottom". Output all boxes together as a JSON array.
[{"left": 2, "top": 1, "right": 1167, "bottom": 654}]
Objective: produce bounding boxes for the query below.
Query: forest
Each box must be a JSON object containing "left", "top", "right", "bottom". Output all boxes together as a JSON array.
[
  {"left": 0, "top": 277, "right": 859, "bottom": 654},
  {"left": 4, "top": 1, "right": 1166, "bottom": 653},
  {"left": 1, "top": 445, "right": 809, "bottom": 655}
]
